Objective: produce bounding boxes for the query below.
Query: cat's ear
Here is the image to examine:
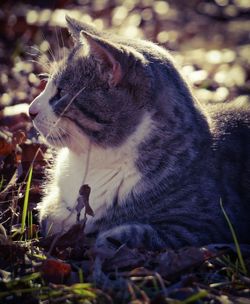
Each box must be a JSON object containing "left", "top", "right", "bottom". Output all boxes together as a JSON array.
[
  {"left": 81, "top": 31, "right": 123, "bottom": 87},
  {"left": 65, "top": 15, "right": 100, "bottom": 41}
]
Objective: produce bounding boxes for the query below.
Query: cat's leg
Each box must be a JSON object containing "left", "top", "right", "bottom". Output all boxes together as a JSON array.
[
  {"left": 94, "top": 224, "right": 165, "bottom": 254},
  {"left": 38, "top": 191, "right": 76, "bottom": 236}
]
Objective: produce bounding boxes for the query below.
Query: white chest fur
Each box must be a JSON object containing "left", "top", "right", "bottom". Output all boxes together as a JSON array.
[
  {"left": 56, "top": 143, "right": 140, "bottom": 216},
  {"left": 40, "top": 113, "right": 153, "bottom": 234}
]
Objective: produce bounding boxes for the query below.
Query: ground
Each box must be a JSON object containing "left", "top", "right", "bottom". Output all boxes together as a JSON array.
[{"left": 0, "top": 0, "right": 250, "bottom": 303}]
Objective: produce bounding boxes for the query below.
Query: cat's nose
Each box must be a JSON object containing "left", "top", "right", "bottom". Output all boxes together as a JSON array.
[{"left": 28, "top": 107, "right": 38, "bottom": 120}]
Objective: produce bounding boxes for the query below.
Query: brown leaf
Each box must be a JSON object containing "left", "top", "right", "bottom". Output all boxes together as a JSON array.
[
  {"left": 20, "top": 143, "right": 47, "bottom": 171},
  {"left": 154, "top": 247, "right": 214, "bottom": 278},
  {"left": 0, "top": 104, "right": 30, "bottom": 132},
  {"left": 41, "top": 259, "right": 71, "bottom": 283},
  {"left": 0, "top": 130, "right": 14, "bottom": 156},
  {"left": 102, "top": 245, "right": 147, "bottom": 271},
  {"left": 39, "top": 221, "right": 93, "bottom": 260},
  {"left": 0, "top": 129, "right": 26, "bottom": 156},
  {"left": 76, "top": 184, "right": 94, "bottom": 218},
  {"left": 0, "top": 243, "right": 27, "bottom": 269}
]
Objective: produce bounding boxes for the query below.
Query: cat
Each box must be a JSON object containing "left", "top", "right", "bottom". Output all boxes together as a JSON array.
[{"left": 29, "top": 16, "right": 250, "bottom": 252}]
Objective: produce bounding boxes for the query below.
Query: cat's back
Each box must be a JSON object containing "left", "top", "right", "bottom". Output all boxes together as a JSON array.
[{"left": 207, "top": 99, "right": 250, "bottom": 218}]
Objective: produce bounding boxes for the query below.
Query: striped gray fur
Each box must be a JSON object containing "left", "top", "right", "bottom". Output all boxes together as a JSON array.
[{"left": 31, "top": 16, "right": 250, "bottom": 251}]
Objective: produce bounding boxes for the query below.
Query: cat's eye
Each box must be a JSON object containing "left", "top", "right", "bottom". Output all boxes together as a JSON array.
[
  {"left": 57, "top": 88, "right": 63, "bottom": 97},
  {"left": 49, "top": 88, "right": 64, "bottom": 106}
]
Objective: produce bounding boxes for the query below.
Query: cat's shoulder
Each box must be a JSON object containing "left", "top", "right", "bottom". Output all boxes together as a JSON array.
[{"left": 206, "top": 97, "right": 250, "bottom": 141}]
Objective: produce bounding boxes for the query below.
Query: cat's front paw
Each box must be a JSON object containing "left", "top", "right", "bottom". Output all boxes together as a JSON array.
[
  {"left": 39, "top": 210, "right": 76, "bottom": 236},
  {"left": 38, "top": 195, "right": 78, "bottom": 236},
  {"left": 94, "top": 224, "right": 165, "bottom": 258},
  {"left": 39, "top": 215, "right": 63, "bottom": 236}
]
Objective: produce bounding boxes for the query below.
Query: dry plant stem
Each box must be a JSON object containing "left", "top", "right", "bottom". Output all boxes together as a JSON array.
[
  {"left": 41, "top": 32, "right": 59, "bottom": 70},
  {"left": 21, "top": 165, "right": 33, "bottom": 234},
  {"left": 127, "top": 281, "right": 137, "bottom": 301},
  {"left": 194, "top": 282, "right": 245, "bottom": 303},
  {"left": 155, "top": 272, "right": 168, "bottom": 297},
  {"left": 27, "top": 45, "right": 52, "bottom": 72},
  {"left": 220, "top": 199, "right": 247, "bottom": 275},
  {"left": 131, "top": 281, "right": 150, "bottom": 303},
  {"left": 46, "top": 85, "right": 86, "bottom": 140},
  {"left": 59, "top": 28, "right": 66, "bottom": 60},
  {"left": 45, "top": 85, "right": 91, "bottom": 255},
  {"left": 1, "top": 148, "right": 44, "bottom": 232},
  {"left": 48, "top": 139, "right": 92, "bottom": 256}
]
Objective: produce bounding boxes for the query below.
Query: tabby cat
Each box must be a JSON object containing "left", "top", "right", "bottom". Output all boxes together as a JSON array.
[{"left": 29, "top": 16, "right": 250, "bottom": 251}]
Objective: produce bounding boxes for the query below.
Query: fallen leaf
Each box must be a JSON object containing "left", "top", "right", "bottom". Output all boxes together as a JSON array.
[
  {"left": 77, "top": 184, "right": 94, "bottom": 219},
  {"left": 154, "top": 247, "right": 215, "bottom": 278},
  {"left": 0, "top": 129, "right": 26, "bottom": 156},
  {"left": 39, "top": 221, "right": 93, "bottom": 260},
  {"left": 102, "top": 244, "right": 147, "bottom": 271},
  {"left": 41, "top": 259, "right": 71, "bottom": 283}
]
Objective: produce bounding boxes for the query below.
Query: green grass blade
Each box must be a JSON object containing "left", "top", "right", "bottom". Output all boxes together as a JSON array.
[
  {"left": 28, "top": 210, "right": 33, "bottom": 239},
  {"left": 0, "top": 175, "right": 4, "bottom": 190},
  {"left": 181, "top": 290, "right": 208, "bottom": 304},
  {"left": 78, "top": 268, "right": 84, "bottom": 283},
  {"left": 6, "top": 272, "right": 41, "bottom": 288},
  {"left": 21, "top": 166, "right": 33, "bottom": 234},
  {"left": 220, "top": 199, "right": 247, "bottom": 275}
]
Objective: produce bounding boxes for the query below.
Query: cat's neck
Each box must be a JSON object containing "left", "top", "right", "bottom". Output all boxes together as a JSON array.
[{"left": 53, "top": 112, "right": 153, "bottom": 226}]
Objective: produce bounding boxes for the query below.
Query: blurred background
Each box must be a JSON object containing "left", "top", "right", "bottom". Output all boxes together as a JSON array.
[
  {"left": 0, "top": 0, "right": 249, "bottom": 226},
  {"left": 0, "top": 0, "right": 250, "bottom": 108}
]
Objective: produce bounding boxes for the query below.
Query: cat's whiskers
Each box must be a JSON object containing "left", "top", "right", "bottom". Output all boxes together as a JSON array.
[
  {"left": 29, "top": 45, "right": 44, "bottom": 54},
  {"left": 51, "top": 126, "right": 93, "bottom": 186},
  {"left": 28, "top": 59, "right": 51, "bottom": 74},
  {"left": 28, "top": 45, "right": 47, "bottom": 59},
  {"left": 26, "top": 46, "right": 52, "bottom": 74},
  {"left": 65, "top": 132, "right": 86, "bottom": 150},
  {"left": 54, "top": 129, "right": 66, "bottom": 148},
  {"left": 57, "top": 126, "right": 90, "bottom": 150},
  {"left": 41, "top": 32, "right": 59, "bottom": 71},
  {"left": 48, "top": 134, "right": 55, "bottom": 147},
  {"left": 38, "top": 72, "right": 50, "bottom": 82},
  {"left": 55, "top": 27, "right": 63, "bottom": 62},
  {"left": 59, "top": 27, "right": 66, "bottom": 61},
  {"left": 47, "top": 127, "right": 68, "bottom": 148},
  {"left": 57, "top": 126, "right": 74, "bottom": 141},
  {"left": 29, "top": 45, "right": 49, "bottom": 57}
]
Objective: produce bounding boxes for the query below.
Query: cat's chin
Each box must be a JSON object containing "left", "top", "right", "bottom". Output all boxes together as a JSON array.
[
  {"left": 45, "top": 135, "right": 69, "bottom": 149},
  {"left": 33, "top": 117, "right": 90, "bottom": 153},
  {"left": 45, "top": 133, "right": 92, "bottom": 155}
]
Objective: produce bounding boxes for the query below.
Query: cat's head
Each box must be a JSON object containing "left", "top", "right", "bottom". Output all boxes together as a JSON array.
[{"left": 29, "top": 16, "right": 153, "bottom": 152}]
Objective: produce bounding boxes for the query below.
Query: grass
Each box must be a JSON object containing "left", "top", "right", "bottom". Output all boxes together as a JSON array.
[
  {"left": 21, "top": 165, "right": 33, "bottom": 235},
  {"left": 78, "top": 268, "right": 84, "bottom": 284},
  {"left": 0, "top": 281, "right": 97, "bottom": 303},
  {"left": 0, "top": 177, "right": 249, "bottom": 303},
  {"left": 220, "top": 199, "right": 248, "bottom": 275},
  {"left": 0, "top": 175, "right": 4, "bottom": 191},
  {"left": 180, "top": 290, "right": 208, "bottom": 304}
]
